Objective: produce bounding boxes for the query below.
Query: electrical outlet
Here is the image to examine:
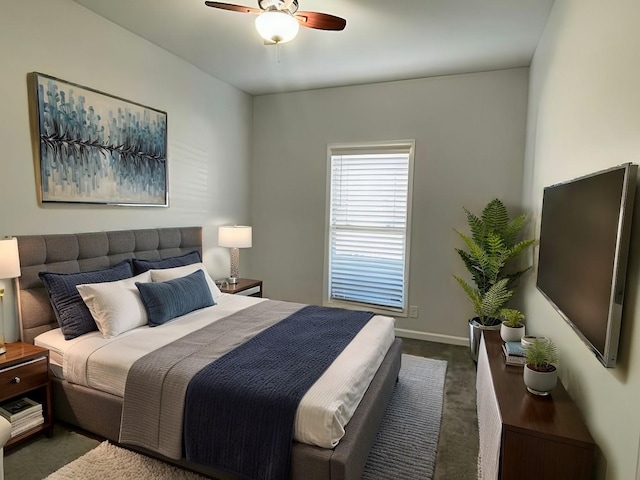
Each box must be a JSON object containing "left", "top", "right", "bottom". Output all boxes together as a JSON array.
[{"left": 409, "top": 305, "right": 419, "bottom": 318}]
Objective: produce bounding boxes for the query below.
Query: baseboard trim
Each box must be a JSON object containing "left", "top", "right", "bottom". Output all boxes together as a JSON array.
[{"left": 394, "top": 328, "right": 468, "bottom": 346}]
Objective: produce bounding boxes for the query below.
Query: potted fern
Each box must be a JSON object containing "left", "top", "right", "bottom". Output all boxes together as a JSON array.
[
  {"left": 454, "top": 199, "right": 535, "bottom": 361},
  {"left": 499, "top": 308, "right": 525, "bottom": 342},
  {"left": 524, "top": 339, "right": 558, "bottom": 395}
]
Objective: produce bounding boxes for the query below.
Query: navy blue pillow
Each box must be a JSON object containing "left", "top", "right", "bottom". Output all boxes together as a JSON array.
[
  {"left": 131, "top": 251, "right": 201, "bottom": 275},
  {"left": 39, "top": 261, "right": 133, "bottom": 340},
  {"left": 136, "top": 269, "right": 215, "bottom": 326}
]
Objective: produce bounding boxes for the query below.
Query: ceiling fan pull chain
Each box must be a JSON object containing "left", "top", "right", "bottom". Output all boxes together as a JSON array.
[{"left": 276, "top": 42, "right": 281, "bottom": 63}]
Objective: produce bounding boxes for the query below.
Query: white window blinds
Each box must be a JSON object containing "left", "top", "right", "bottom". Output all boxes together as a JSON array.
[{"left": 328, "top": 144, "right": 413, "bottom": 311}]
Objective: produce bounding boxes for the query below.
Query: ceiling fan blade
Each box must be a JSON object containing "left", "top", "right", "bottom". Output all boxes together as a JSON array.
[
  {"left": 295, "top": 11, "right": 346, "bottom": 31},
  {"left": 204, "top": 1, "right": 262, "bottom": 15}
]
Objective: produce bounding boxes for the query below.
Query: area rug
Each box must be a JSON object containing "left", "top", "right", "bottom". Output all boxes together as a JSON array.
[
  {"left": 362, "top": 354, "right": 447, "bottom": 480},
  {"left": 46, "top": 354, "right": 447, "bottom": 480}
]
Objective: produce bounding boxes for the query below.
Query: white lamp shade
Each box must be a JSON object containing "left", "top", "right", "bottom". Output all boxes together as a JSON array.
[
  {"left": 255, "top": 11, "right": 299, "bottom": 44},
  {"left": 218, "top": 226, "right": 252, "bottom": 248},
  {"left": 0, "top": 237, "right": 20, "bottom": 279}
]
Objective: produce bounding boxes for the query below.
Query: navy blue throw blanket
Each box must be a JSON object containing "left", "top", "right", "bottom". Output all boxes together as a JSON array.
[{"left": 183, "top": 305, "right": 374, "bottom": 480}]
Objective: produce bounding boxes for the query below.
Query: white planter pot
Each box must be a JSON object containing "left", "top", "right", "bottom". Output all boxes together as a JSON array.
[
  {"left": 500, "top": 323, "right": 525, "bottom": 342},
  {"left": 523, "top": 364, "right": 558, "bottom": 395}
]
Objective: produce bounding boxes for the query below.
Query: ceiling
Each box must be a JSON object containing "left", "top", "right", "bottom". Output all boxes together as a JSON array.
[{"left": 71, "top": 0, "right": 554, "bottom": 96}]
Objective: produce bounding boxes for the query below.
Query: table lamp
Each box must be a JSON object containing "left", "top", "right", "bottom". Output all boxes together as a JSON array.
[
  {"left": 218, "top": 226, "right": 252, "bottom": 285},
  {"left": 0, "top": 237, "right": 21, "bottom": 354}
]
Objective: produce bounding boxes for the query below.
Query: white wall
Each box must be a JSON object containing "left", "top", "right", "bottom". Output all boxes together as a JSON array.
[
  {"left": 0, "top": 0, "right": 252, "bottom": 341},
  {"left": 251, "top": 69, "right": 529, "bottom": 342},
  {"left": 522, "top": 1, "right": 640, "bottom": 478}
]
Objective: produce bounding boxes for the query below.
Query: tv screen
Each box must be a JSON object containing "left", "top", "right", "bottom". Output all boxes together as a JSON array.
[{"left": 536, "top": 163, "right": 637, "bottom": 367}]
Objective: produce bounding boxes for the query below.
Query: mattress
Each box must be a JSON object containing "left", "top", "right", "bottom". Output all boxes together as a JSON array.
[{"left": 35, "top": 293, "right": 395, "bottom": 448}]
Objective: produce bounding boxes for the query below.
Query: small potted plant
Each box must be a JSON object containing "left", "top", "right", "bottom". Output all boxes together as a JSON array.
[
  {"left": 499, "top": 308, "right": 525, "bottom": 342},
  {"left": 523, "top": 339, "right": 558, "bottom": 395}
]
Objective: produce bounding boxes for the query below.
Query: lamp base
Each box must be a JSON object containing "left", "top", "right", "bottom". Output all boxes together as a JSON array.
[
  {"left": 228, "top": 247, "right": 240, "bottom": 284},
  {"left": 0, "top": 345, "right": 5, "bottom": 355}
]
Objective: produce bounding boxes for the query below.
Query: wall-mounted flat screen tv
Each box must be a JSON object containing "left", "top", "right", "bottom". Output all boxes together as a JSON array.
[{"left": 536, "top": 163, "right": 637, "bottom": 367}]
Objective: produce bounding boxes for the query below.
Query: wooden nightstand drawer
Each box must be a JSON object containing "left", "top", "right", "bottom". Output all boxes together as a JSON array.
[{"left": 0, "top": 356, "right": 48, "bottom": 401}]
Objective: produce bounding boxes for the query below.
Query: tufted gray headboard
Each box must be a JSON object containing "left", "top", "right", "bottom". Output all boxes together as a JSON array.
[{"left": 15, "top": 227, "right": 202, "bottom": 344}]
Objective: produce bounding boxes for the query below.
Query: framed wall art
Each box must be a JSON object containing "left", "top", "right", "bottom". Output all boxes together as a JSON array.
[{"left": 30, "top": 72, "right": 168, "bottom": 206}]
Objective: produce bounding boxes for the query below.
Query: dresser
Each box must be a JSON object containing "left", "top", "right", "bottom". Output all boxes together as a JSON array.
[{"left": 477, "top": 330, "right": 595, "bottom": 479}]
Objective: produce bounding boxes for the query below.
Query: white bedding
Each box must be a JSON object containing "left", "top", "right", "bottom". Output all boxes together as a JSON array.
[{"left": 35, "top": 293, "right": 395, "bottom": 448}]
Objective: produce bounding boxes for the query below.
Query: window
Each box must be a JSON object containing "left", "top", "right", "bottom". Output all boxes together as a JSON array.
[{"left": 325, "top": 141, "right": 414, "bottom": 314}]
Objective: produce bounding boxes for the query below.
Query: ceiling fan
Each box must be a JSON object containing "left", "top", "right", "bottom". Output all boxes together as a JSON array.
[{"left": 204, "top": 0, "right": 346, "bottom": 44}]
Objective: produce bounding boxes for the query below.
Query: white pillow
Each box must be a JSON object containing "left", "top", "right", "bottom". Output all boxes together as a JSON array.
[
  {"left": 76, "top": 271, "right": 152, "bottom": 338},
  {"left": 149, "top": 262, "right": 222, "bottom": 300}
]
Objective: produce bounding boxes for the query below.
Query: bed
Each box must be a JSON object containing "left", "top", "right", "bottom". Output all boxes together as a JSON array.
[{"left": 15, "top": 227, "right": 402, "bottom": 480}]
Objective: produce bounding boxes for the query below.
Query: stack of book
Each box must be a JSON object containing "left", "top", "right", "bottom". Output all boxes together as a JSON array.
[
  {"left": 0, "top": 397, "right": 44, "bottom": 438},
  {"left": 502, "top": 341, "right": 527, "bottom": 366}
]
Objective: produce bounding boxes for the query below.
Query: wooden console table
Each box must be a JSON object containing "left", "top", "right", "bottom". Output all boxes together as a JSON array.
[{"left": 477, "top": 330, "right": 595, "bottom": 479}]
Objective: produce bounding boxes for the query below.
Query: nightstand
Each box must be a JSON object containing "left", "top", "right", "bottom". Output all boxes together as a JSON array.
[
  {"left": 0, "top": 342, "right": 53, "bottom": 448},
  {"left": 218, "top": 278, "right": 263, "bottom": 297}
]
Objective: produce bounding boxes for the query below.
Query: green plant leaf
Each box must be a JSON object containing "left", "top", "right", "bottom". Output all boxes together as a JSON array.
[
  {"left": 507, "top": 239, "right": 536, "bottom": 260},
  {"left": 498, "top": 308, "right": 524, "bottom": 327},
  {"left": 504, "top": 267, "right": 531, "bottom": 290},
  {"left": 455, "top": 249, "right": 487, "bottom": 290},
  {"left": 502, "top": 213, "right": 527, "bottom": 247},
  {"left": 479, "top": 278, "right": 513, "bottom": 319},
  {"left": 481, "top": 199, "right": 509, "bottom": 233},
  {"left": 464, "top": 208, "right": 485, "bottom": 244},
  {"left": 525, "top": 339, "right": 558, "bottom": 368},
  {"left": 454, "top": 275, "right": 483, "bottom": 317}
]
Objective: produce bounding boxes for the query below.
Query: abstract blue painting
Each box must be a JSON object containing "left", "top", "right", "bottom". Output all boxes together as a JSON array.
[{"left": 32, "top": 73, "right": 168, "bottom": 206}]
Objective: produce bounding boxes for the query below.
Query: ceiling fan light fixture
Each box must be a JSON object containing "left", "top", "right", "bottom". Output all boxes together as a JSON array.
[{"left": 255, "top": 10, "right": 299, "bottom": 44}]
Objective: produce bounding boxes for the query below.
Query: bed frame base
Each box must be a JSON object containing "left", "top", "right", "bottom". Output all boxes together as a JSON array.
[{"left": 52, "top": 339, "right": 402, "bottom": 480}]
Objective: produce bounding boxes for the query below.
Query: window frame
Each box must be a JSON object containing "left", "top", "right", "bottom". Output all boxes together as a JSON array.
[{"left": 323, "top": 140, "right": 415, "bottom": 317}]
